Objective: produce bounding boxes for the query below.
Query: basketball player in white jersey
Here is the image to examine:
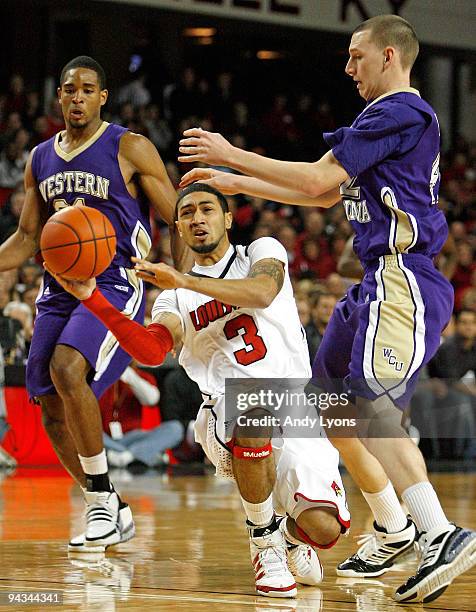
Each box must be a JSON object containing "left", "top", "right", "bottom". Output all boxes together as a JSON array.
[{"left": 47, "top": 183, "right": 350, "bottom": 598}]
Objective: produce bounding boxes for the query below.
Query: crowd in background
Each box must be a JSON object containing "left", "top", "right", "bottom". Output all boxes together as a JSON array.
[{"left": 0, "top": 66, "right": 475, "bottom": 462}]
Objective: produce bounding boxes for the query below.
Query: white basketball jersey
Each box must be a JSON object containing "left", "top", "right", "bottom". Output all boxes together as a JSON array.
[{"left": 152, "top": 238, "right": 311, "bottom": 396}]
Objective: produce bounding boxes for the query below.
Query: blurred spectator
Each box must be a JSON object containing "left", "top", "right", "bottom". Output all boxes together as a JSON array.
[
  {"left": 100, "top": 365, "right": 183, "bottom": 468},
  {"left": 3, "top": 300, "right": 32, "bottom": 363},
  {"left": 325, "top": 273, "right": 346, "bottom": 300},
  {"left": 4, "top": 75, "right": 27, "bottom": 117},
  {"left": 453, "top": 242, "right": 476, "bottom": 310},
  {"left": 31, "top": 115, "right": 50, "bottom": 146},
  {"left": 0, "top": 141, "right": 25, "bottom": 188},
  {"left": 295, "top": 210, "right": 328, "bottom": 256},
  {"left": 164, "top": 66, "right": 197, "bottom": 128},
  {"left": 158, "top": 365, "right": 203, "bottom": 463},
  {"left": 295, "top": 295, "right": 311, "bottom": 327},
  {"left": 0, "top": 112, "right": 23, "bottom": 149},
  {"left": 21, "top": 285, "right": 39, "bottom": 316},
  {"left": 44, "top": 99, "right": 64, "bottom": 140},
  {"left": 0, "top": 309, "right": 22, "bottom": 365},
  {"left": 18, "top": 261, "right": 42, "bottom": 288},
  {"left": 292, "top": 238, "right": 336, "bottom": 280},
  {"left": 142, "top": 103, "right": 173, "bottom": 155},
  {"left": 117, "top": 73, "right": 151, "bottom": 109},
  {"left": 426, "top": 309, "right": 476, "bottom": 458},
  {"left": 23, "top": 91, "right": 41, "bottom": 130},
  {"left": 0, "top": 343, "right": 17, "bottom": 467},
  {"left": 305, "top": 293, "right": 337, "bottom": 363},
  {"left": 275, "top": 223, "right": 297, "bottom": 268},
  {"left": 0, "top": 188, "right": 25, "bottom": 243}
]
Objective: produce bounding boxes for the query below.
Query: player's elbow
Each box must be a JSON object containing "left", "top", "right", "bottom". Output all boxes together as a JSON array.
[
  {"left": 301, "top": 177, "right": 326, "bottom": 199},
  {"left": 255, "top": 284, "right": 278, "bottom": 309}
]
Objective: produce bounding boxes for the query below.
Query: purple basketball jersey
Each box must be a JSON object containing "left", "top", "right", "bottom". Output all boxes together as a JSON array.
[
  {"left": 27, "top": 122, "right": 150, "bottom": 399},
  {"left": 31, "top": 122, "right": 152, "bottom": 273},
  {"left": 324, "top": 89, "right": 447, "bottom": 265}
]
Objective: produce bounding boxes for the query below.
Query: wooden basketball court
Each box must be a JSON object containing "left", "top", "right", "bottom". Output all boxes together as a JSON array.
[{"left": 0, "top": 467, "right": 475, "bottom": 611}]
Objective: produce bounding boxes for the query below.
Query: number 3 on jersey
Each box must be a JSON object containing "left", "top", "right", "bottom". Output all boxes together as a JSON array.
[{"left": 224, "top": 314, "right": 267, "bottom": 366}]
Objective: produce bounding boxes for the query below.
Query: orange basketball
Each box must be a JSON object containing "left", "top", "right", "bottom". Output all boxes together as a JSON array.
[{"left": 40, "top": 206, "right": 116, "bottom": 281}]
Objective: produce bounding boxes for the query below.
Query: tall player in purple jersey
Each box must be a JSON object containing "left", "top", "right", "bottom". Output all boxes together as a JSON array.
[
  {"left": 0, "top": 56, "right": 188, "bottom": 553},
  {"left": 177, "top": 15, "right": 476, "bottom": 604}
]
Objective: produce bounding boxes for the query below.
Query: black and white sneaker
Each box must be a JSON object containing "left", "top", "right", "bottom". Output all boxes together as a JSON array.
[
  {"left": 394, "top": 524, "right": 476, "bottom": 603},
  {"left": 68, "top": 502, "right": 135, "bottom": 553},
  {"left": 336, "top": 519, "right": 416, "bottom": 577}
]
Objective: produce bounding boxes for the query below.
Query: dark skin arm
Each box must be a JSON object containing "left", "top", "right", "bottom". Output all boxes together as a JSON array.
[
  {"left": 0, "top": 150, "right": 47, "bottom": 270},
  {"left": 43, "top": 264, "right": 185, "bottom": 350},
  {"left": 119, "top": 132, "right": 193, "bottom": 272},
  {"left": 132, "top": 256, "right": 285, "bottom": 309},
  {"left": 337, "top": 236, "right": 364, "bottom": 280}
]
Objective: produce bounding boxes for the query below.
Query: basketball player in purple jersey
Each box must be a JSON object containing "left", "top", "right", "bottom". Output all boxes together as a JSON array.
[
  {"left": 177, "top": 15, "right": 476, "bottom": 604},
  {"left": 0, "top": 56, "right": 188, "bottom": 552}
]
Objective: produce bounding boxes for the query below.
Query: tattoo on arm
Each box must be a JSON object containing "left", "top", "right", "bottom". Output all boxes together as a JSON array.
[{"left": 249, "top": 258, "right": 285, "bottom": 293}]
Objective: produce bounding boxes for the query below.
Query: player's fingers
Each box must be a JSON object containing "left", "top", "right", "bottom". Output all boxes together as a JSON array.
[
  {"left": 178, "top": 155, "right": 203, "bottom": 163},
  {"left": 43, "top": 263, "right": 64, "bottom": 284},
  {"left": 179, "top": 169, "right": 213, "bottom": 187},
  {"left": 183, "top": 127, "right": 204, "bottom": 137},
  {"left": 179, "top": 137, "right": 203, "bottom": 146},
  {"left": 136, "top": 270, "right": 157, "bottom": 283},
  {"left": 178, "top": 146, "right": 205, "bottom": 155}
]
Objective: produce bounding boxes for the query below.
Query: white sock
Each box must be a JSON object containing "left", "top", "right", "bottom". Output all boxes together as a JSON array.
[
  {"left": 362, "top": 481, "right": 408, "bottom": 533},
  {"left": 241, "top": 493, "right": 274, "bottom": 527},
  {"left": 78, "top": 450, "right": 108, "bottom": 475},
  {"left": 402, "top": 482, "right": 450, "bottom": 533}
]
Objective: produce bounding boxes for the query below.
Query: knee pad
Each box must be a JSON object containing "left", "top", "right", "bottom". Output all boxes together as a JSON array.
[
  {"left": 296, "top": 523, "right": 340, "bottom": 550},
  {"left": 228, "top": 440, "right": 272, "bottom": 460}
]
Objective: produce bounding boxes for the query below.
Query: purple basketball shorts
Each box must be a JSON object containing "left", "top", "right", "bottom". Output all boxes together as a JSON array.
[
  {"left": 313, "top": 253, "right": 454, "bottom": 409},
  {"left": 26, "top": 267, "right": 145, "bottom": 400}
]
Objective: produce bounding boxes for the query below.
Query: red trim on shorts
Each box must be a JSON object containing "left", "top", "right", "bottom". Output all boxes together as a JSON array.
[
  {"left": 295, "top": 524, "right": 340, "bottom": 550},
  {"left": 293, "top": 492, "right": 351, "bottom": 531}
]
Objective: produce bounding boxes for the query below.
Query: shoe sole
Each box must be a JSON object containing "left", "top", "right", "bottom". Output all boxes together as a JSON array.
[
  {"left": 394, "top": 535, "right": 476, "bottom": 603},
  {"left": 336, "top": 539, "right": 416, "bottom": 578},
  {"left": 256, "top": 585, "right": 297, "bottom": 598},
  {"left": 68, "top": 523, "right": 136, "bottom": 552}
]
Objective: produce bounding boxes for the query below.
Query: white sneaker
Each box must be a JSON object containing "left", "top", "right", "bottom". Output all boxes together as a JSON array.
[
  {"left": 286, "top": 543, "right": 323, "bottom": 586},
  {"left": 278, "top": 517, "right": 323, "bottom": 585},
  {"left": 69, "top": 502, "right": 135, "bottom": 552},
  {"left": 81, "top": 490, "right": 121, "bottom": 547},
  {"left": 248, "top": 520, "right": 297, "bottom": 598}
]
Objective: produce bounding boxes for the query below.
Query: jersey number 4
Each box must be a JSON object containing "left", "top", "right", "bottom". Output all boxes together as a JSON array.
[{"left": 223, "top": 314, "right": 267, "bottom": 366}]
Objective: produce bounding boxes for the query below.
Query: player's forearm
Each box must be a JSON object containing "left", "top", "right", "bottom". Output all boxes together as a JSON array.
[
  {"left": 183, "top": 275, "right": 277, "bottom": 309},
  {"left": 0, "top": 229, "right": 38, "bottom": 271},
  {"left": 170, "top": 226, "right": 194, "bottom": 272},
  {"left": 229, "top": 147, "right": 328, "bottom": 197},
  {"left": 233, "top": 176, "right": 340, "bottom": 208},
  {"left": 82, "top": 289, "right": 173, "bottom": 366}
]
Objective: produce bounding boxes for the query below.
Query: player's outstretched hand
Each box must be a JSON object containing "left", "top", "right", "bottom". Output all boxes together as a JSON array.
[
  {"left": 178, "top": 128, "right": 234, "bottom": 166},
  {"left": 132, "top": 258, "right": 186, "bottom": 290},
  {"left": 43, "top": 264, "right": 96, "bottom": 300},
  {"left": 179, "top": 168, "right": 240, "bottom": 195}
]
